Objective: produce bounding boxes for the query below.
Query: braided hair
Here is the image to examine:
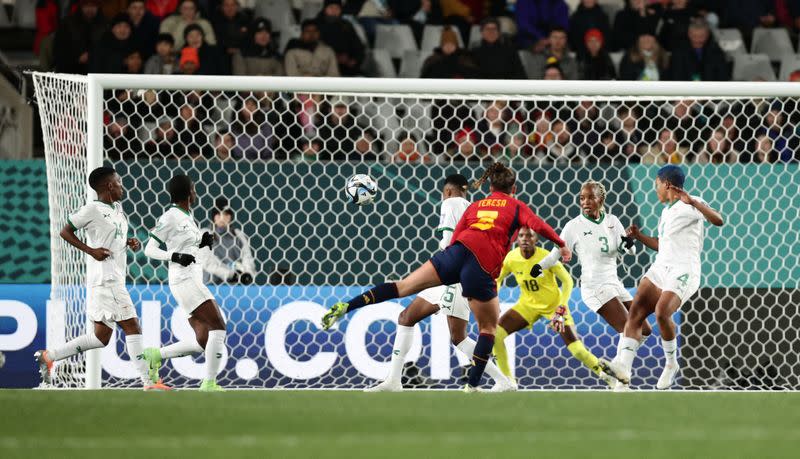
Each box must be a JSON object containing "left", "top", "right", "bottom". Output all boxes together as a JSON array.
[
  {"left": 472, "top": 162, "right": 515, "bottom": 193},
  {"left": 581, "top": 179, "right": 607, "bottom": 212}
]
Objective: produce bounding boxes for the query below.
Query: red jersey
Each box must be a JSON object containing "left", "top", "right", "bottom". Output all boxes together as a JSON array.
[{"left": 451, "top": 191, "right": 565, "bottom": 278}]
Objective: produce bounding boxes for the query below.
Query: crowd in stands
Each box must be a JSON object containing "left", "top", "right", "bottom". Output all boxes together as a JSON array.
[{"left": 32, "top": 0, "right": 800, "bottom": 164}]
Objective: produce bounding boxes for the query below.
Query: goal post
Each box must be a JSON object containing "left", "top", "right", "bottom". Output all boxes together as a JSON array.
[{"left": 34, "top": 72, "right": 800, "bottom": 390}]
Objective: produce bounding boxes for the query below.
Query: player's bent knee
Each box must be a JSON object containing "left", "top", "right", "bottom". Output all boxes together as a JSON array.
[{"left": 450, "top": 330, "right": 466, "bottom": 346}]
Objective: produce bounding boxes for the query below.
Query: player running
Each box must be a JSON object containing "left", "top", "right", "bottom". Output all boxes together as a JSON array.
[
  {"left": 142, "top": 174, "right": 228, "bottom": 392},
  {"left": 612, "top": 166, "right": 724, "bottom": 390},
  {"left": 366, "top": 174, "right": 514, "bottom": 392},
  {"left": 538, "top": 180, "right": 652, "bottom": 388},
  {"left": 323, "top": 162, "right": 571, "bottom": 391},
  {"left": 34, "top": 167, "right": 169, "bottom": 390},
  {"left": 494, "top": 227, "right": 627, "bottom": 388}
]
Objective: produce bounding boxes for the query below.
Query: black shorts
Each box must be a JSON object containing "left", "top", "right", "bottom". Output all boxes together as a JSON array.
[{"left": 430, "top": 243, "right": 497, "bottom": 302}]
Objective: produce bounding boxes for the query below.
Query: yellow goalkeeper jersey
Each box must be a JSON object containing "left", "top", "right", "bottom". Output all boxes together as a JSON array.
[{"left": 496, "top": 247, "right": 573, "bottom": 308}]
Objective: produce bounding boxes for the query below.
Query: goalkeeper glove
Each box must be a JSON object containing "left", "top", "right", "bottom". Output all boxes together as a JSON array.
[
  {"left": 549, "top": 305, "right": 567, "bottom": 333},
  {"left": 199, "top": 231, "right": 216, "bottom": 249},
  {"left": 171, "top": 252, "right": 196, "bottom": 267},
  {"left": 530, "top": 263, "right": 543, "bottom": 278},
  {"left": 228, "top": 271, "right": 254, "bottom": 285},
  {"left": 621, "top": 236, "right": 635, "bottom": 250}
]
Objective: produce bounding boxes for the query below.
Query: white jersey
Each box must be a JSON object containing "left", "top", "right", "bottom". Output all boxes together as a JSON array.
[
  {"left": 558, "top": 212, "right": 629, "bottom": 287},
  {"left": 436, "top": 196, "right": 470, "bottom": 250},
  {"left": 654, "top": 196, "right": 707, "bottom": 272},
  {"left": 149, "top": 205, "right": 203, "bottom": 284},
  {"left": 68, "top": 200, "right": 129, "bottom": 287}
]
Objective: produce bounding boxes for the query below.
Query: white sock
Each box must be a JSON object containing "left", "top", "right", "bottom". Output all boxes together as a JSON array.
[
  {"left": 48, "top": 333, "right": 105, "bottom": 361},
  {"left": 125, "top": 334, "right": 150, "bottom": 385},
  {"left": 661, "top": 338, "right": 678, "bottom": 365},
  {"left": 456, "top": 337, "right": 508, "bottom": 384},
  {"left": 616, "top": 337, "right": 640, "bottom": 374},
  {"left": 160, "top": 339, "right": 203, "bottom": 359},
  {"left": 386, "top": 325, "right": 414, "bottom": 383},
  {"left": 204, "top": 330, "right": 226, "bottom": 381}
]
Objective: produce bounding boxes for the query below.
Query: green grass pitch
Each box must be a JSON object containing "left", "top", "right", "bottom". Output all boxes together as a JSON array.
[{"left": 1, "top": 390, "right": 799, "bottom": 458}]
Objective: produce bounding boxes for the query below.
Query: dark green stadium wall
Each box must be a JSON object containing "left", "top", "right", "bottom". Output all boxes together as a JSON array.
[{"left": 3, "top": 160, "right": 797, "bottom": 289}]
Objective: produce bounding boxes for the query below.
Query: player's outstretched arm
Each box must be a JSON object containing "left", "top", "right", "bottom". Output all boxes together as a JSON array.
[
  {"left": 670, "top": 186, "right": 725, "bottom": 226},
  {"left": 628, "top": 224, "right": 658, "bottom": 251},
  {"left": 521, "top": 206, "right": 571, "bottom": 262},
  {"left": 59, "top": 224, "right": 110, "bottom": 261}
]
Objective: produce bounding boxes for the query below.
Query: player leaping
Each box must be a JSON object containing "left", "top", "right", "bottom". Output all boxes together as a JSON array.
[
  {"left": 34, "top": 167, "right": 169, "bottom": 391},
  {"left": 612, "top": 165, "right": 724, "bottom": 390},
  {"left": 366, "top": 174, "right": 513, "bottom": 392},
  {"left": 323, "top": 162, "right": 571, "bottom": 391},
  {"left": 141, "top": 174, "right": 228, "bottom": 392},
  {"left": 494, "top": 227, "right": 628, "bottom": 388}
]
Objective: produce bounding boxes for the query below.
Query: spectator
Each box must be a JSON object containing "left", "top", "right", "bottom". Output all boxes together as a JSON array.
[
  {"left": 611, "top": 0, "right": 662, "bottom": 51},
  {"left": 475, "top": 100, "right": 509, "bottom": 156},
  {"left": 127, "top": 0, "right": 160, "bottom": 59},
  {"left": 503, "top": 128, "right": 530, "bottom": 160},
  {"left": 619, "top": 33, "right": 669, "bottom": 80},
  {"left": 291, "top": 139, "right": 324, "bottom": 162},
  {"left": 752, "top": 134, "right": 777, "bottom": 163},
  {"left": 530, "top": 27, "right": 578, "bottom": 79},
  {"left": 160, "top": 0, "right": 216, "bottom": 49},
  {"left": 182, "top": 23, "right": 228, "bottom": 74},
  {"left": 440, "top": 0, "right": 482, "bottom": 44},
  {"left": 669, "top": 18, "right": 730, "bottom": 81},
  {"left": 318, "top": 0, "right": 366, "bottom": 76},
  {"left": 90, "top": 14, "right": 133, "bottom": 73},
  {"left": 472, "top": 17, "right": 526, "bottom": 79},
  {"left": 351, "top": 129, "right": 380, "bottom": 161},
  {"left": 212, "top": 0, "right": 250, "bottom": 59},
  {"left": 543, "top": 59, "right": 565, "bottom": 79},
  {"left": 659, "top": 0, "right": 696, "bottom": 51},
  {"left": 393, "top": 131, "right": 427, "bottom": 163},
  {"left": 175, "top": 102, "right": 209, "bottom": 158},
  {"left": 720, "top": 0, "right": 776, "bottom": 45},
  {"left": 761, "top": 106, "right": 796, "bottom": 162},
  {"left": 146, "top": 0, "right": 179, "bottom": 20},
  {"left": 789, "top": 69, "right": 800, "bottom": 81},
  {"left": 213, "top": 131, "right": 235, "bottom": 160},
  {"left": 203, "top": 206, "right": 256, "bottom": 284},
  {"left": 54, "top": 0, "right": 108, "bottom": 74},
  {"left": 232, "top": 18, "right": 283, "bottom": 76},
  {"left": 145, "top": 33, "right": 177, "bottom": 73},
  {"left": 543, "top": 120, "right": 578, "bottom": 164},
  {"left": 35, "top": 0, "right": 60, "bottom": 55},
  {"left": 578, "top": 28, "right": 616, "bottom": 80},
  {"left": 285, "top": 19, "right": 340, "bottom": 77},
  {"left": 105, "top": 115, "right": 142, "bottom": 160},
  {"left": 231, "top": 98, "right": 272, "bottom": 160},
  {"left": 124, "top": 50, "right": 144, "bottom": 73},
  {"left": 420, "top": 27, "right": 479, "bottom": 78},
  {"left": 696, "top": 128, "right": 738, "bottom": 163},
  {"left": 569, "top": 0, "right": 611, "bottom": 56},
  {"left": 176, "top": 46, "right": 199, "bottom": 73},
  {"left": 614, "top": 106, "right": 643, "bottom": 160},
  {"left": 641, "top": 128, "right": 688, "bottom": 164},
  {"left": 356, "top": 0, "right": 399, "bottom": 46},
  {"left": 145, "top": 117, "right": 180, "bottom": 156},
  {"left": 317, "top": 99, "right": 359, "bottom": 159},
  {"left": 515, "top": 0, "right": 570, "bottom": 50},
  {"left": 451, "top": 128, "right": 479, "bottom": 161},
  {"left": 529, "top": 110, "right": 555, "bottom": 155}
]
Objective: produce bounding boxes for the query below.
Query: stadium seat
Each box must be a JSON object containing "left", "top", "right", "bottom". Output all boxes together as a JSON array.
[
  {"left": 370, "top": 48, "right": 397, "bottom": 78},
  {"left": 420, "top": 25, "right": 464, "bottom": 54},
  {"left": 751, "top": 28, "right": 794, "bottom": 62},
  {"left": 778, "top": 54, "right": 800, "bottom": 80},
  {"left": 13, "top": 0, "right": 36, "bottom": 28},
  {"left": 713, "top": 28, "right": 746, "bottom": 56},
  {"left": 609, "top": 51, "right": 623, "bottom": 75},
  {"left": 254, "top": 0, "right": 295, "bottom": 33},
  {"left": 279, "top": 24, "right": 301, "bottom": 54},
  {"left": 399, "top": 49, "right": 432, "bottom": 78},
  {"left": 375, "top": 24, "right": 417, "bottom": 59},
  {"left": 468, "top": 24, "right": 481, "bottom": 48},
  {"left": 300, "top": 2, "right": 321, "bottom": 22},
  {"left": 518, "top": 50, "right": 537, "bottom": 79},
  {"left": 733, "top": 53, "right": 776, "bottom": 81}
]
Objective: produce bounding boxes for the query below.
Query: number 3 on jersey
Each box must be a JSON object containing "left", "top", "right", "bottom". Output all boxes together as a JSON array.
[{"left": 470, "top": 211, "right": 499, "bottom": 231}]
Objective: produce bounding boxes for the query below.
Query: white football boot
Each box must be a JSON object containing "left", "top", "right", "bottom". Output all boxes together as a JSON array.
[
  {"left": 365, "top": 379, "right": 403, "bottom": 393},
  {"left": 656, "top": 363, "right": 680, "bottom": 390},
  {"left": 490, "top": 378, "right": 518, "bottom": 393}
]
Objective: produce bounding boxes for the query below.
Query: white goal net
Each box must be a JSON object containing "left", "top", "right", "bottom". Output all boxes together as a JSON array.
[{"left": 34, "top": 73, "right": 800, "bottom": 390}]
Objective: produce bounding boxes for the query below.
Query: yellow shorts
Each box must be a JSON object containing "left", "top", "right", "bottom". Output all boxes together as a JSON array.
[{"left": 510, "top": 302, "right": 575, "bottom": 328}]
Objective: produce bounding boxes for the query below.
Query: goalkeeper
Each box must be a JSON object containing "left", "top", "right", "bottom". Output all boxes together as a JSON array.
[{"left": 494, "top": 227, "right": 627, "bottom": 388}]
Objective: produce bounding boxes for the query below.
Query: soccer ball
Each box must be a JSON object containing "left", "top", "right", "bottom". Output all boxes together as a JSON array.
[{"left": 345, "top": 174, "right": 378, "bottom": 205}]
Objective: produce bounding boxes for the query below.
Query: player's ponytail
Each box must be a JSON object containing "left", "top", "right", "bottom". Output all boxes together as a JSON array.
[{"left": 473, "top": 162, "right": 515, "bottom": 193}]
